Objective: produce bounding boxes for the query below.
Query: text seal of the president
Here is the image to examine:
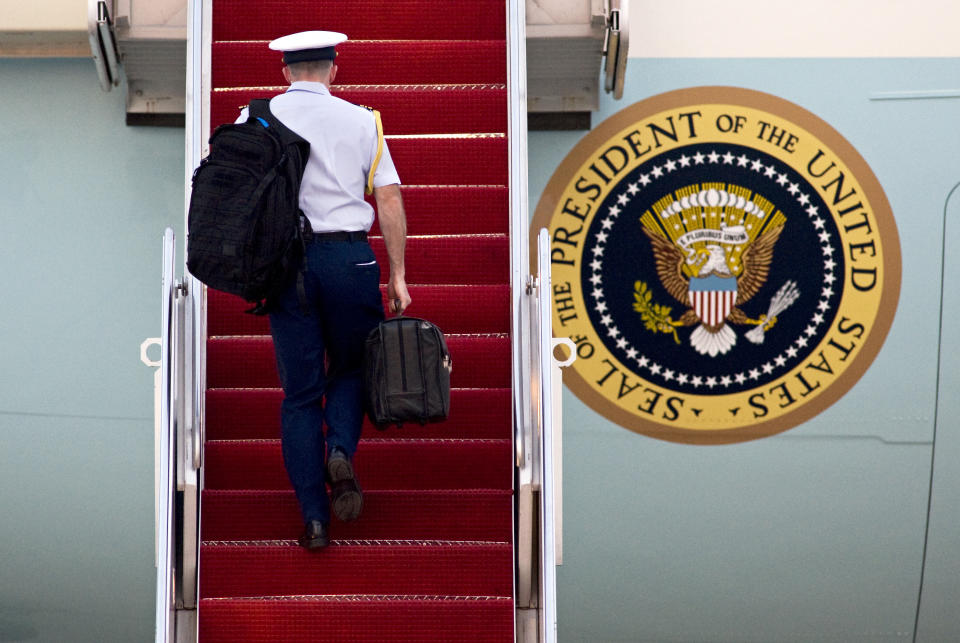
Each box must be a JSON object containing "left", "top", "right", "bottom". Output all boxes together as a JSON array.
[{"left": 531, "top": 87, "right": 901, "bottom": 444}]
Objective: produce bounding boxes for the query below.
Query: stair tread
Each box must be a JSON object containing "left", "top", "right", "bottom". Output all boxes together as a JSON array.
[
  {"left": 209, "top": 332, "right": 508, "bottom": 340},
  {"left": 203, "top": 539, "right": 510, "bottom": 546},
  {"left": 380, "top": 236, "right": 509, "bottom": 284},
  {"left": 216, "top": 83, "right": 506, "bottom": 90},
  {"left": 203, "top": 386, "right": 509, "bottom": 393},
  {"left": 367, "top": 186, "right": 509, "bottom": 235},
  {"left": 212, "top": 40, "right": 507, "bottom": 87},
  {"left": 198, "top": 594, "right": 514, "bottom": 643},
  {"left": 196, "top": 135, "right": 508, "bottom": 185},
  {"left": 201, "top": 594, "right": 512, "bottom": 601},
  {"left": 213, "top": 0, "right": 507, "bottom": 41},
  {"left": 206, "top": 437, "right": 511, "bottom": 445},
  {"left": 204, "top": 439, "right": 512, "bottom": 491},
  {"left": 203, "top": 489, "right": 513, "bottom": 500},
  {"left": 206, "top": 387, "right": 511, "bottom": 440},
  {"left": 211, "top": 86, "right": 507, "bottom": 135},
  {"left": 386, "top": 136, "right": 507, "bottom": 185},
  {"left": 202, "top": 488, "right": 512, "bottom": 541},
  {"left": 206, "top": 285, "right": 510, "bottom": 336},
  {"left": 200, "top": 540, "right": 513, "bottom": 598},
  {"left": 207, "top": 335, "right": 511, "bottom": 389}
]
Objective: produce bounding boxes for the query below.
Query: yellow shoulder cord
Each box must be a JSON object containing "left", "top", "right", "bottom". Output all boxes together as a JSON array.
[{"left": 366, "top": 109, "right": 384, "bottom": 195}]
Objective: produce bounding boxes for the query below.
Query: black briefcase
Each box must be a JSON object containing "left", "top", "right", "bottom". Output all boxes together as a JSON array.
[{"left": 364, "top": 316, "right": 452, "bottom": 428}]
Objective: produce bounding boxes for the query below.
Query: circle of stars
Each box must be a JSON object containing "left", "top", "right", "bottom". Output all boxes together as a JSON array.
[{"left": 588, "top": 148, "right": 839, "bottom": 391}]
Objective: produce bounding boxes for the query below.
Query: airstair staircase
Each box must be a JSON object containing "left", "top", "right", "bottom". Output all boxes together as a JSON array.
[
  {"left": 198, "top": 0, "right": 514, "bottom": 643},
  {"left": 153, "top": 0, "right": 569, "bottom": 641},
  {"left": 201, "top": 0, "right": 513, "bottom": 641}
]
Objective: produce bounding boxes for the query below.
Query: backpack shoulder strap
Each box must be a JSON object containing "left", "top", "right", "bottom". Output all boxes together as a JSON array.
[
  {"left": 248, "top": 99, "right": 309, "bottom": 147},
  {"left": 248, "top": 98, "right": 310, "bottom": 174}
]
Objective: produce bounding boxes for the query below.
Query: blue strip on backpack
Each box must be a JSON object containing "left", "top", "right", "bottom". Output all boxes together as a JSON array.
[{"left": 256, "top": 117, "right": 270, "bottom": 128}]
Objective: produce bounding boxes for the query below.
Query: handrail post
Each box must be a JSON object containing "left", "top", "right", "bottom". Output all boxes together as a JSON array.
[
  {"left": 520, "top": 229, "right": 576, "bottom": 643},
  {"left": 550, "top": 337, "right": 575, "bottom": 567},
  {"left": 139, "top": 337, "right": 162, "bottom": 566},
  {"left": 536, "top": 229, "right": 557, "bottom": 643}
]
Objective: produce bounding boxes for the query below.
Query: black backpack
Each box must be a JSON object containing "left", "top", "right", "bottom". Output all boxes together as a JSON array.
[
  {"left": 187, "top": 99, "right": 310, "bottom": 314},
  {"left": 364, "top": 317, "right": 452, "bottom": 429}
]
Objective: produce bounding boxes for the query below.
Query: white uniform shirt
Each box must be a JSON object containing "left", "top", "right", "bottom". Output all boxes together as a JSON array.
[{"left": 237, "top": 81, "right": 401, "bottom": 233}]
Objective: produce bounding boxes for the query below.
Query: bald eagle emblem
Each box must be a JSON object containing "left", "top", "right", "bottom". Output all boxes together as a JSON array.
[{"left": 634, "top": 185, "right": 799, "bottom": 357}]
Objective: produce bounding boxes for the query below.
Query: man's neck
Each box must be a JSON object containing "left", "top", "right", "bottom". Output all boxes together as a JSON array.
[{"left": 290, "top": 76, "right": 330, "bottom": 87}]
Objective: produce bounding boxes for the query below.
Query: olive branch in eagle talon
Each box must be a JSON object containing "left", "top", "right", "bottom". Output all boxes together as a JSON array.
[{"left": 632, "top": 281, "right": 686, "bottom": 344}]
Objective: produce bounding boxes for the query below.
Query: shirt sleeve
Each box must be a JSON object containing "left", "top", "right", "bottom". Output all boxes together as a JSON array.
[
  {"left": 234, "top": 107, "right": 249, "bottom": 124},
  {"left": 372, "top": 140, "right": 401, "bottom": 188}
]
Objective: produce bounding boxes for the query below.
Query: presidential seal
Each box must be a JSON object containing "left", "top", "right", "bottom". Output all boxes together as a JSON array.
[{"left": 532, "top": 87, "right": 901, "bottom": 444}]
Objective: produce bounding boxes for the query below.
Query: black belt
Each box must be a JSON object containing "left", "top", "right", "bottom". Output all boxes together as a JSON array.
[{"left": 306, "top": 230, "right": 368, "bottom": 243}]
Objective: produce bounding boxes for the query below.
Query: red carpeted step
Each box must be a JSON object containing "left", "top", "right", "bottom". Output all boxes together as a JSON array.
[
  {"left": 200, "top": 540, "right": 512, "bottom": 598},
  {"left": 207, "top": 335, "right": 510, "bottom": 389},
  {"left": 185, "top": 184, "right": 507, "bottom": 254},
  {"left": 213, "top": 0, "right": 507, "bottom": 42},
  {"left": 206, "top": 387, "right": 511, "bottom": 441},
  {"left": 199, "top": 128, "right": 507, "bottom": 186},
  {"left": 211, "top": 86, "right": 507, "bottom": 135},
  {"left": 197, "top": 236, "right": 507, "bottom": 293},
  {"left": 204, "top": 439, "right": 512, "bottom": 491},
  {"left": 212, "top": 40, "right": 507, "bottom": 88},
  {"left": 386, "top": 136, "right": 508, "bottom": 185},
  {"left": 201, "top": 489, "right": 512, "bottom": 541},
  {"left": 198, "top": 596, "right": 514, "bottom": 643},
  {"left": 206, "top": 285, "right": 509, "bottom": 337},
  {"left": 367, "top": 186, "right": 509, "bottom": 236},
  {"left": 371, "top": 235, "right": 509, "bottom": 284}
]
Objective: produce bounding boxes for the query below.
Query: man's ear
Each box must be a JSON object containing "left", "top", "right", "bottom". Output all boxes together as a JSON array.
[
  {"left": 282, "top": 65, "right": 292, "bottom": 84},
  {"left": 329, "top": 64, "right": 337, "bottom": 85}
]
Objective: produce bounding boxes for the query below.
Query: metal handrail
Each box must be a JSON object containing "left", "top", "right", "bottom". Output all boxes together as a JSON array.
[
  {"left": 149, "top": 0, "right": 207, "bottom": 635},
  {"left": 187, "top": 0, "right": 208, "bottom": 484},
  {"left": 151, "top": 2, "right": 209, "bottom": 640},
  {"left": 153, "top": 227, "right": 202, "bottom": 642},
  {"left": 508, "top": 0, "right": 530, "bottom": 473},
  {"left": 155, "top": 228, "right": 176, "bottom": 643},
  {"left": 172, "top": 0, "right": 207, "bottom": 628},
  {"left": 506, "top": 0, "right": 539, "bottom": 637},
  {"left": 516, "top": 229, "right": 574, "bottom": 643}
]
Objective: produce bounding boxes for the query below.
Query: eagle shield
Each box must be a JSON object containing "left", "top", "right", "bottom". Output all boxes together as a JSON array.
[{"left": 688, "top": 275, "right": 738, "bottom": 328}]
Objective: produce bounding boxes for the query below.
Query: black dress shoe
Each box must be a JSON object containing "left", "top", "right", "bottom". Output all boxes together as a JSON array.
[
  {"left": 327, "top": 449, "right": 363, "bottom": 522},
  {"left": 298, "top": 520, "right": 329, "bottom": 550},
  {"left": 326, "top": 448, "right": 355, "bottom": 484},
  {"left": 330, "top": 478, "right": 363, "bottom": 522}
]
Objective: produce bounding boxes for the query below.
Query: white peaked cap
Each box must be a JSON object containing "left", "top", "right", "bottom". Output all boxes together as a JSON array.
[{"left": 269, "top": 31, "right": 348, "bottom": 63}]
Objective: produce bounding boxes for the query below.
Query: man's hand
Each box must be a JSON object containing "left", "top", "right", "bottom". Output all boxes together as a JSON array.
[{"left": 387, "top": 274, "right": 411, "bottom": 315}]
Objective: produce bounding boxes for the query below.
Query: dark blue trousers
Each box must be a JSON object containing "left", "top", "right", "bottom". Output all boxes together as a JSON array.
[{"left": 268, "top": 239, "right": 384, "bottom": 524}]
